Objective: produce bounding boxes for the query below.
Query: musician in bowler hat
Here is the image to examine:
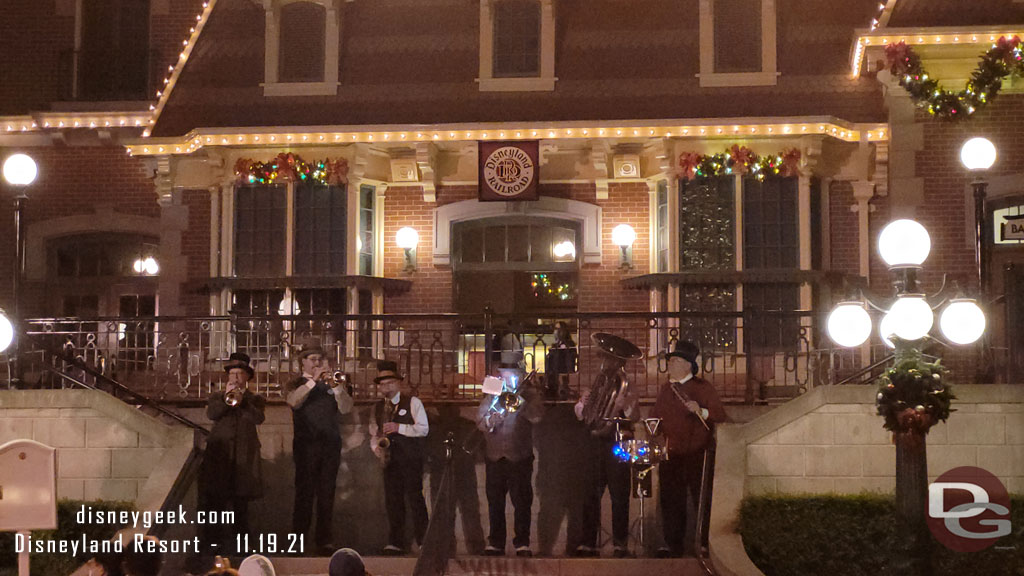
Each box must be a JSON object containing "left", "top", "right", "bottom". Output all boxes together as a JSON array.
[{"left": 652, "top": 340, "right": 728, "bottom": 557}]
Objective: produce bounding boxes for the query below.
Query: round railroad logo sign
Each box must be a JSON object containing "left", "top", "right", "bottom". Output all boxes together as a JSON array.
[{"left": 483, "top": 146, "right": 536, "bottom": 197}]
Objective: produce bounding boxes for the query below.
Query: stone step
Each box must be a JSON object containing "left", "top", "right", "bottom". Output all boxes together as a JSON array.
[{"left": 265, "top": 556, "right": 704, "bottom": 576}]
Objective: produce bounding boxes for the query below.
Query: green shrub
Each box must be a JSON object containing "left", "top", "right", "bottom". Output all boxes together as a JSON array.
[
  {"left": 739, "top": 494, "right": 1024, "bottom": 576},
  {"left": 0, "top": 499, "right": 134, "bottom": 576}
]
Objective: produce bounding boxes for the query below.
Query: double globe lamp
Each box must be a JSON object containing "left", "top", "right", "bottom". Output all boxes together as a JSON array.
[{"left": 827, "top": 219, "right": 985, "bottom": 349}]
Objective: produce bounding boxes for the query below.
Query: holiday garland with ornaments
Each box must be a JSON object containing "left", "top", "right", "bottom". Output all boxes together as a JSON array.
[
  {"left": 678, "top": 146, "right": 801, "bottom": 181},
  {"left": 875, "top": 345, "right": 954, "bottom": 435},
  {"left": 234, "top": 153, "right": 349, "bottom": 186},
  {"left": 885, "top": 35, "right": 1024, "bottom": 120}
]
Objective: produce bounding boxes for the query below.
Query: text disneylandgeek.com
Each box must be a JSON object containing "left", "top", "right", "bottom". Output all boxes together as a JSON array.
[{"left": 14, "top": 505, "right": 236, "bottom": 555}]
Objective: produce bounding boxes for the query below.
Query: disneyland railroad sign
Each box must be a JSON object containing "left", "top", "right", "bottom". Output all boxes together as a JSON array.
[
  {"left": 1002, "top": 214, "right": 1024, "bottom": 242},
  {"left": 479, "top": 141, "right": 539, "bottom": 201}
]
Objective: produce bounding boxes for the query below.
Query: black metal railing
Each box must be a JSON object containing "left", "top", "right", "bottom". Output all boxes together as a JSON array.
[{"left": 0, "top": 309, "right": 857, "bottom": 404}]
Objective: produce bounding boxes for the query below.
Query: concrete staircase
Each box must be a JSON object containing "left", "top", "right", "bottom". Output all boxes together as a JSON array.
[{"left": 266, "top": 555, "right": 704, "bottom": 576}]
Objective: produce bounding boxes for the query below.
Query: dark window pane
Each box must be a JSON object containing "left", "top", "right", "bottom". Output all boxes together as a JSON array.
[
  {"left": 493, "top": 0, "right": 541, "bottom": 78},
  {"left": 294, "top": 183, "right": 346, "bottom": 276},
  {"left": 528, "top": 225, "right": 553, "bottom": 263},
  {"left": 279, "top": 2, "right": 326, "bottom": 83},
  {"left": 742, "top": 177, "right": 798, "bottom": 270},
  {"left": 744, "top": 283, "right": 801, "bottom": 351},
  {"left": 461, "top": 228, "right": 484, "bottom": 263},
  {"left": 508, "top": 225, "right": 530, "bottom": 262},
  {"left": 713, "top": 0, "right": 762, "bottom": 74},
  {"left": 79, "top": 0, "right": 150, "bottom": 100},
  {"left": 235, "top": 185, "right": 287, "bottom": 277},
  {"left": 484, "top": 226, "right": 507, "bottom": 263},
  {"left": 679, "top": 177, "right": 735, "bottom": 271}
]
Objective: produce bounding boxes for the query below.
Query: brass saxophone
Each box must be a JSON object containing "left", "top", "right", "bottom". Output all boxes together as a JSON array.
[{"left": 375, "top": 399, "right": 393, "bottom": 468}]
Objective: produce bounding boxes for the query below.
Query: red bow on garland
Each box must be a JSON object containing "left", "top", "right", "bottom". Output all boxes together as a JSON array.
[
  {"left": 678, "top": 152, "right": 701, "bottom": 180},
  {"left": 779, "top": 149, "right": 801, "bottom": 178},
  {"left": 323, "top": 158, "right": 350, "bottom": 186},
  {"left": 729, "top": 145, "right": 755, "bottom": 175}
]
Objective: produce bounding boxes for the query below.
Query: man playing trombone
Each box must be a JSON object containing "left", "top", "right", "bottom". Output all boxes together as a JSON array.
[
  {"left": 476, "top": 359, "right": 543, "bottom": 557},
  {"left": 199, "top": 352, "right": 266, "bottom": 554},
  {"left": 652, "top": 340, "right": 727, "bottom": 557},
  {"left": 286, "top": 338, "right": 354, "bottom": 556}
]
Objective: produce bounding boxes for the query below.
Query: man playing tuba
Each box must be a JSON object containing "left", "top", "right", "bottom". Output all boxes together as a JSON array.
[
  {"left": 199, "top": 352, "right": 266, "bottom": 554},
  {"left": 573, "top": 333, "right": 642, "bottom": 557}
]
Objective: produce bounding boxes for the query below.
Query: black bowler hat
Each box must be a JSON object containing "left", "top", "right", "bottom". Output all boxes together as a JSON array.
[
  {"left": 374, "top": 360, "right": 405, "bottom": 384},
  {"left": 666, "top": 340, "right": 700, "bottom": 375},
  {"left": 296, "top": 337, "right": 326, "bottom": 360},
  {"left": 223, "top": 352, "right": 255, "bottom": 378}
]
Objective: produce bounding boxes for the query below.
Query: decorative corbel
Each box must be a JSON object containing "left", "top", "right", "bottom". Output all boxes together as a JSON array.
[
  {"left": 415, "top": 142, "right": 439, "bottom": 203},
  {"left": 589, "top": 140, "right": 612, "bottom": 200},
  {"left": 151, "top": 155, "right": 174, "bottom": 206}
]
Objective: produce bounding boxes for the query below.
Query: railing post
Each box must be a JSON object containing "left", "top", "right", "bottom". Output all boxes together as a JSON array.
[{"left": 483, "top": 306, "right": 494, "bottom": 377}]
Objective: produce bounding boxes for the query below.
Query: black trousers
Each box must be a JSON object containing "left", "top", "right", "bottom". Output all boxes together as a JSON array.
[
  {"left": 485, "top": 456, "right": 534, "bottom": 549},
  {"left": 292, "top": 439, "right": 341, "bottom": 547},
  {"left": 384, "top": 452, "right": 429, "bottom": 548},
  {"left": 581, "top": 436, "right": 631, "bottom": 548},
  {"left": 659, "top": 451, "right": 710, "bottom": 555},
  {"left": 197, "top": 493, "right": 249, "bottom": 554}
]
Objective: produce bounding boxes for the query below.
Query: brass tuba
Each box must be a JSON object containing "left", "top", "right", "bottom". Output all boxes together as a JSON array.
[{"left": 581, "top": 332, "right": 644, "bottom": 435}]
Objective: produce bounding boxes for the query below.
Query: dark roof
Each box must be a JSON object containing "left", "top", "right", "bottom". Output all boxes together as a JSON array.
[
  {"left": 151, "top": 0, "right": 886, "bottom": 136},
  {"left": 887, "top": 0, "right": 1024, "bottom": 27}
]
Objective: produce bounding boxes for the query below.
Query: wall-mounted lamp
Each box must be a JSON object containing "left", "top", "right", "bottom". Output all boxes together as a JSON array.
[
  {"left": 611, "top": 224, "right": 636, "bottom": 270},
  {"left": 132, "top": 256, "right": 159, "bottom": 276},
  {"left": 396, "top": 226, "right": 419, "bottom": 271}
]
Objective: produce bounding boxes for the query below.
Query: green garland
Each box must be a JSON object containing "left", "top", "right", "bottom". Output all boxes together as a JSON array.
[
  {"left": 234, "top": 152, "right": 349, "bottom": 186},
  {"left": 678, "top": 145, "right": 801, "bottom": 182},
  {"left": 885, "top": 35, "right": 1024, "bottom": 120},
  {"left": 875, "top": 344, "right": 954, "bottom": 434}
]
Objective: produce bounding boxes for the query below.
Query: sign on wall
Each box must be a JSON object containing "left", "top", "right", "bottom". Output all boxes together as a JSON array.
[
  {"left": 1001, "top": 214, "right": 1024, "bottom": 241},
  {"left": 478, "top": 141, "right": 539, "bottom": 201}
]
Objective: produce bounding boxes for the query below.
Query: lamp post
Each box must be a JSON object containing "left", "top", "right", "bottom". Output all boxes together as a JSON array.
[
  {"left": 960, "top": 137, "right": 997, "bottom": 296},
  {"left": 827, "top": 219, "right": 985, "bottom": 576},
  {"left": 2, "top": 154, "right": 37, "bottom": 321}
]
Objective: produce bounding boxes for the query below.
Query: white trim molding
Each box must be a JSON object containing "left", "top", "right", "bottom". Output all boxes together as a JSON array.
[
  {"left": 477, "top": 0, "right": 557, "bottom": 92},
  {"left": 433, "top": 197, "right": 601, "bottom": 266},
  {"left": 697, "top": 0, "right": 779, "bottom": 88},
  {"left": 261, "top": 0, "right": 342, "bottom": 97}
]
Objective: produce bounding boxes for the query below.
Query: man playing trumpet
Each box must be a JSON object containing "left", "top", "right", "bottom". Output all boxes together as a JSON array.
[
  {"left": 286, "top": 338, "right": 354, "bottom": 556},
  {"left": 199, "top": 352, "right": 266, "bottom": 554}
]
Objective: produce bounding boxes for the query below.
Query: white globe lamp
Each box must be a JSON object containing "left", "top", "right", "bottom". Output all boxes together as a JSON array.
[
  {"left": 887, "top": 296, "right": 934, "bottom": 341},
  {"left": 143, "top": 257, "right": 159, "bottom": 275},
  {"left": 611, "top": 224, "right": 636, "bottom": 247},
  {"left": 960, "top": 137, "right": 997, "bottom": 171},
  {"left": 939, "top": 299, "right": 986, "bottom": 345},
  {"left": 878, "top": 219, "right": 931, "bottom": 268},
  {"left": 2, "top": 154, "right": 37, "bottom": 187},
  {"left": 0, "top": 313, "right": 12, "bottom": 353},
  {"left": 827, "top": 302, "right": 872, "bottom": 347},
  {"left": 878, "top": 310, "right": 898, "bottom": 349},
  {"left": 396, "top": 227, "right": 419, "bottom": 249}
]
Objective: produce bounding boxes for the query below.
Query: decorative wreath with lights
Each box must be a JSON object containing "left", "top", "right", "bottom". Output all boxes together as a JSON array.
[
  {"left": 885, "top": 35, "right": 1024, "bottom": 120},
  {"left": 875, "top": 349, "right": 954, "bottom": 434},
  {"left": 678, "top": 146, "right": 801, "bottom": 182},
  {"left": 234, "top": 153, "right": 349, "bottom": 186}
]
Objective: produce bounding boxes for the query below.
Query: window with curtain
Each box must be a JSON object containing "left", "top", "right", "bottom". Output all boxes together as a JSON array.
[{"left": 493, "top": 0, "right": 541, "bottom": 78}]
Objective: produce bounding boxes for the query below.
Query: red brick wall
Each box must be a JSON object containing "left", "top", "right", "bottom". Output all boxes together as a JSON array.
[
  {"left": 383, "top": 182, "right": 650, "bottom": 314},
  {"left": 828, "top": 180, "right": 860, "bottom": 277},
  {"left": 0, "top": 147, "right": 157, "bottom": 311}
]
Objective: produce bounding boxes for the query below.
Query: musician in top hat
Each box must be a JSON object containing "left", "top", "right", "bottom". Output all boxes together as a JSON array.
[
  {"left": 573, "top": 333, "right": 641, "bottom": 557},
  {"left": 286, "top": 338, "right": 354, "bottom": 555},
  {"left": 476, "top": 359, "right": 544, "bottom": 557},
  {"left": 652, "top": 340, "right": 728, "bottom": 557},
  {"left": 369, "top": 360, "right": 429, "bottom": 555},
  {"left": 199, "top": 352, "right": 266, "bottom": 553}
]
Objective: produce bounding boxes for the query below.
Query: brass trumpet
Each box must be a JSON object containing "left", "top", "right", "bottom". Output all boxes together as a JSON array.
[{"left": 224, "top": 386, "right": 245, "bottom": 406}]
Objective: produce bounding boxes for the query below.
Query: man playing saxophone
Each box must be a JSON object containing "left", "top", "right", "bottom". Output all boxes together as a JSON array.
[
  {"left": 574, "top": 333, "right": 642, "bottom": 558},
  {"left": 200, "top": 352, "right": 265, "bottom": 554},
  {"left": 286, "top": 338, "right": 354, "bottom": 556},
  {"left": 369, "top": 360, "right": 429, "bottom": 555},
  {"left": 476, "top": 360, "right": 543, "bottom": 557}
]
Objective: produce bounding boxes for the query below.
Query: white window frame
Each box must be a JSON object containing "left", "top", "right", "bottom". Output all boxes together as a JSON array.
[
  {"left": 261, "top": 0, "right": 342, "bottom": 97},
  {"left": 697, "top": 0, "right": 779, "bottom": 88},
  {"left": 478, "top": 0, "right": 557, "bottom": 92}
]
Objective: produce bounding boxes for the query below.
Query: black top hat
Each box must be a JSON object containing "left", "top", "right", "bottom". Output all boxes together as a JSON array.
[
  {"left": 374, "top": 360, "right": 405, "bottom": 384},
  {"left": 666, "top": 340, "right": 700, "bottom": 375},
  {"left": 296, "top": 338, "right": 326, "bottom": 360},
  {"left": 223, "top": 352, "right": 254, "bottom": 378}
]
